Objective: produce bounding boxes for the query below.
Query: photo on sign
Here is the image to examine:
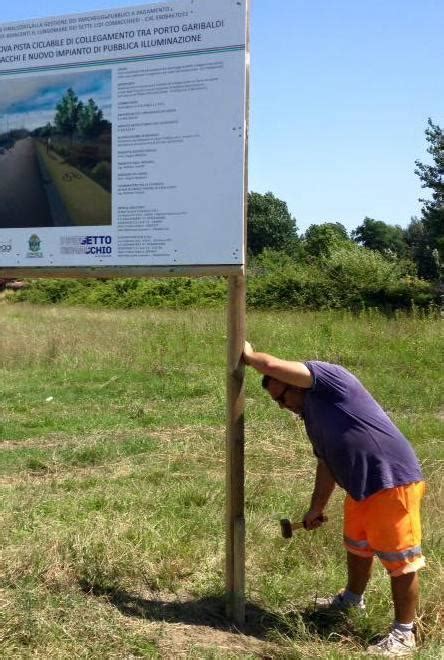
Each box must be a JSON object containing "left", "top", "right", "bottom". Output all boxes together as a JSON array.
[{"left": 0, "top": 69, "right": 112, "bottom": 229}]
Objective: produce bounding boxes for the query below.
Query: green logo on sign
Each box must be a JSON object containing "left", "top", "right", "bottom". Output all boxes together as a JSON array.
[
  {"left": 28, "top": 234, "right": 41, "bottom": 252},
  {"left": 27, "top": 234, "right": 43, "bottom": 258}
]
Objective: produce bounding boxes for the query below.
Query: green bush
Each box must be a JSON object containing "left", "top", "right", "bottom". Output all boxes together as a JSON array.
[
  {"left": 247, "top": 247, "right": 435, "bottom": 310},
  {"left": 14, "top": 277, "right": 228, "bottom": 309},
  {"left": 13, "top": 247, "right": 436, "bottom": 311},
  {"left": 15, "top": 279, "right": 87, "bottom": 304}
]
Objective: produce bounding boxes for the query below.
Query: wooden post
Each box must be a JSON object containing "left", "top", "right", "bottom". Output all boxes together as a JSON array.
[
  {"left": 226, "top": 273, "right": 246, "bottom": 625},
  {"left": 226, "top": 0, "right": 249, "bottom": 626}
]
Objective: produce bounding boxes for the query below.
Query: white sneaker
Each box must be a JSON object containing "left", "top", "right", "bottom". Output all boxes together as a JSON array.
[
  {"left": 315, "top": 591, "right": 366, "bottom": 611},
  {"left": 367, "top": 629, "right": 416, "bottom": 656}
]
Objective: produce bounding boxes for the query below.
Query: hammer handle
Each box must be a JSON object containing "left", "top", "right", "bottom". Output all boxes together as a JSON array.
[
  {"left": 290, "top": 521, "right": 306, "bottom": 531},
  {"left": 294, "top": 514, "right": 328, "bottom": 531},
  {"left": 280, "top": 515, "right": 328, "bottom": 538}
]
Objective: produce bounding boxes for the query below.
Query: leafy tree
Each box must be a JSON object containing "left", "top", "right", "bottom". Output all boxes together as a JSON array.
[
  {"left": 415, "top": 118, "right": 444, "bottom": 267},
  {"left": 303, "top": 222, "right": 349, "bottom": 257},
  {"left": 247, "top": 191, "right": 298, "bottom": 256},
  {"left": 54, "top": 88, "right": 83, "bottom": 143},
  {"left": 352, "top": 217, "right": 408, "bottom": 258},
  {"left": 77, "top": 98, "right": 104, "bottom": 139},
  {"left": 404, "top": 217, "right": 440, "bottom": 280}
]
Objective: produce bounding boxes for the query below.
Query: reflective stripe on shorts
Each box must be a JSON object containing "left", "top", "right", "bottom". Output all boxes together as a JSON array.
[
  {"left": 343, "top": 536, "right": 371, "bottom": 550},
  {"left": 375, "top": 546, "right": 422, "bottom": 562}
]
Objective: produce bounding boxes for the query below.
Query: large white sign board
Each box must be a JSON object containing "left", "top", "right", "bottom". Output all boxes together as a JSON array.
[{"left": 0, "top": 1, "right": 247, "bottom": 273}]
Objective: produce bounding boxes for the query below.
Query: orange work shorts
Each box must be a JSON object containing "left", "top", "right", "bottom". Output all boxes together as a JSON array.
[{"left": 343, "top": 481, "right": 426, "bottom": 577}]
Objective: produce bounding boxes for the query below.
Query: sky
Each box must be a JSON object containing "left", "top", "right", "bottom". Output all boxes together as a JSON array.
[
  {"left": 0, "top": 71, "right": 112, "bottom": 132},
  {"left": 0, "top": 0, "right": 442, "bottom": 233}
]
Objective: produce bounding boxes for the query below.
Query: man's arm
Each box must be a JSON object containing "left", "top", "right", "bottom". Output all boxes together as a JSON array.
[
  {"left": 243, "top": 341, "right": 313, "bottom": 389},
  {"left": 303, "top": 459, "right": 336, "bottom": 530}
]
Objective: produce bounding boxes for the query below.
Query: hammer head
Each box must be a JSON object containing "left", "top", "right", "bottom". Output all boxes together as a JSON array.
[
  {"left": 280, "top": 518, "right": 294, "bottom": 539},
  {"left": 279, "top": 515, "right": 327, "bottom": 538}
]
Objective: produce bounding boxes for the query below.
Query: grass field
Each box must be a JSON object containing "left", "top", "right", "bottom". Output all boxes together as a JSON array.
[{"left": 1, "top": 304, "right": 443, "bottom": 658}]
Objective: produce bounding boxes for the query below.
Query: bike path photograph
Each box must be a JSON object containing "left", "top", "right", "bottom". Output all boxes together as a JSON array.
[
  {"left": 0, "top": 69, "right": 112, "bottom": 229},
  {"left": 0, "top": 137, "right": 111, "bottom": 228}
]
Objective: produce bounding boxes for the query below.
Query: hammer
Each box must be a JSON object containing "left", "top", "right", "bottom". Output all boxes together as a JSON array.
[{"left": 280, "top": 515, "right": 328, "bottom": 538}]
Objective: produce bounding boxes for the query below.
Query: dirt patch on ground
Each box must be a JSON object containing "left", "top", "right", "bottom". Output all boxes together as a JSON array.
[
  {"left": 155, "top": 621, "right": 276, "bottom": 658},
  {"left": 84, "top": 586, "right": 280, "bottom": 658}
]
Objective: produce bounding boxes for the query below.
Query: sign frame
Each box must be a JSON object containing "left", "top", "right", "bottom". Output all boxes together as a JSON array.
[
  {"left": 0, "top": 0, "right": 248, "bottom": 276},
  {"left": 0, "top": 0, "right": 250, "bottom": 626}
]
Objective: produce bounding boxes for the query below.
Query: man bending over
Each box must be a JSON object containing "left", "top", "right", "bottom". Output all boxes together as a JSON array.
[{"left": 243, "top": 342, "right": 425, "bottom": 657}]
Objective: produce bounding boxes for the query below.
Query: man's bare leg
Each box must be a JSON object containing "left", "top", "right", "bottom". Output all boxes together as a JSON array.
[
  {"left": 315, "top": 552, "right": 372, "bottom": 608},
  {"left": 346, "top": 552, "right": 374, "bottom": 595},
  {"left": 391, "top": 572, "right": 419, "bottom": 624}
]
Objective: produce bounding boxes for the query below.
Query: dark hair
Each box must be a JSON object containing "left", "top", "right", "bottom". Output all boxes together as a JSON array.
[
  {"left": 262, "top": 374, "right": 272, "bottom": 389},
  {"left": 262, "top": 375, "right": 305, "bottom": 393}
]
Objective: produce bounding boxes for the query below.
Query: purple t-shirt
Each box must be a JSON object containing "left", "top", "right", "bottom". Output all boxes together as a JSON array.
[{"left": 303, "top": 361, "right": 423, "bottom": 501}]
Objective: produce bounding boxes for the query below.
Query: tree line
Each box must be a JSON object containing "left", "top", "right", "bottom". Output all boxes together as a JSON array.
[{"left": 248, "top": 118, "right": 443, "bottom": 283}]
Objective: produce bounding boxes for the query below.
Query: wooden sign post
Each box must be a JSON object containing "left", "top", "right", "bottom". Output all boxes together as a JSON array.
[
  {"left": 226, "top": 274, "right": 246, "bottom": 625},
  {"left": 225, "top": 0, "right": 249, "bottom": 624}
]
